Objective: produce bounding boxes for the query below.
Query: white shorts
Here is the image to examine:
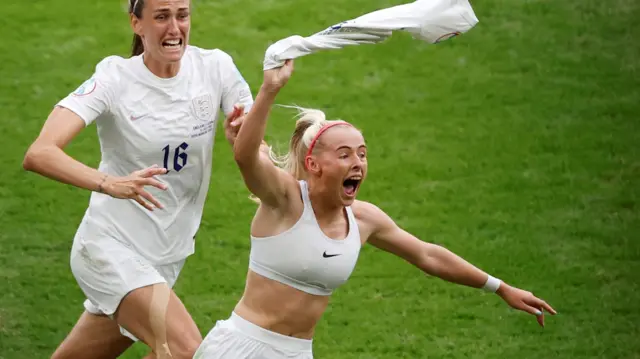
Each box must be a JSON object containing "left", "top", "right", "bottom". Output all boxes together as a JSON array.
[
  {"left": 70, "top": 234, "right": 185, "bottom": 341},
  {"left": 194, "top": 312, "right": 314, "bottom": 359}
]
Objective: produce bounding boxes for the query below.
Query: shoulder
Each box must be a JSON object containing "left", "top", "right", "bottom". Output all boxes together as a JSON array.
[
  {"left": 93, "top": 55, "right": 130, "bottom": 79},
  {"left": 68, "top": 55, "right": 127, "bottom": 98},
  {"left": 186, "top": 45, "right": 231, "bottom": 59},
  {"left": 351, "top": 200, "right": 395, "bottom": 229},
  {"left": 85, "top": 55, "right": 131, "bottom": 91},
  {"left": 352, "top": 200, "right": 386, "bottom": 217},
  {"left": 351, "top": 200, "right": 397, "bottom": 242},
  {"left": 185, "top": 45, "right": 238, "bottom": 70}
]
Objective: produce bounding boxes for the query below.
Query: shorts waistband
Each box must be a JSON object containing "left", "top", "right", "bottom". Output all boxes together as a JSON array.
[{"left": 228, "top": 312, "right": 313, "bottom": 352}]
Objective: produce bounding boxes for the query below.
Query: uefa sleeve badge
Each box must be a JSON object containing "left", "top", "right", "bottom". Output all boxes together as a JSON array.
[{"left": 72, "top": 77, "right": 97, "bottom": 97}]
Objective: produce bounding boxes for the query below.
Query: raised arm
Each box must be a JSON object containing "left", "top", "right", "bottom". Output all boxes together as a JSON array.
[
  {"left": 232, "top": 60, "right": 297, "bottom": 208},
  {"left": 357, "top": 201, "right": 557, "bottom": 326}
]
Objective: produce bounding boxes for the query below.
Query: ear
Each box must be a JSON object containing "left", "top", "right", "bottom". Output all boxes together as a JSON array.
[
  {"left": 130, "top": 13, "right": 144, "bottom": 37},
  {"left": 305, "top": 155, "right": 322, "bottom": 176}
]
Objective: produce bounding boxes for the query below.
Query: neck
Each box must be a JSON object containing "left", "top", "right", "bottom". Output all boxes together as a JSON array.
[
  {"left": 307, "top": 182, "right": 343, "bottom": 221},
  {"left": 143, "top": 53, "right": 181, "bottom": 78}
]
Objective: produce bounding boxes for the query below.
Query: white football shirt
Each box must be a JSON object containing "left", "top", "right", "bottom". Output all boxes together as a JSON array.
[{"left": 58, "top": 45, "right": 254, "bottom": 264}]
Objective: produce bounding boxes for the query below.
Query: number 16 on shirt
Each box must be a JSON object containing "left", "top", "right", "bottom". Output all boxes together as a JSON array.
[{"left": 162, "top": 142, "right": 189, "bottom": 173}]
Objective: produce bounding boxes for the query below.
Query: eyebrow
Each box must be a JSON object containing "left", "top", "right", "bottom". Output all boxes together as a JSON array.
[
  {"left": 336, "top": 145, "right": 367, "bottom": 151},
  {"left": 153, "top": 7, "right": 189, "bottom": 13}
]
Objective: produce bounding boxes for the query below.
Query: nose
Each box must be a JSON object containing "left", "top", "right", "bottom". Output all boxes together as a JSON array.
[
  {"left": 351, "top": 156, "right": 364, "bottom": 170},
  {"left": 168, "top": 17, "right": 180, "bottom": 35}
]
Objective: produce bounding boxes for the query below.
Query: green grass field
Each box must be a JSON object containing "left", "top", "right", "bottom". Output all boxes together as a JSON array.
[{"left": 1, "top": 0, "right": 639, "bottom": 358}]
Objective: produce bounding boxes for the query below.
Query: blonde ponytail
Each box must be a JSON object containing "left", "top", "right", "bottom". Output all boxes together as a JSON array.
[
  {"left": 249, "top": 106, "right": 346, "bottom": 203},
  {"left": 268, "top": 106, "right": 333, "bottom": 180}
]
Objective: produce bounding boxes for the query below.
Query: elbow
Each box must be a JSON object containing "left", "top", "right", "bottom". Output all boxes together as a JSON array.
[
  {"left": 22, "top": 143, "right": 49, "bottom": 172},
  {"left": 22, "top": 147, "right": 37, "bottom": 171},
  {"left": 233, "top": 146, "right": 257, "bottom": 168},
  {"left": 417, "top": 255, "right": 434, "bottom": 275},
  {"left": 417, "top": 244, "right": 441, "bottom": 275},
  {"left": 232, "top": 147, "right": 245, "bottom": 164},
  {"left": 233, "top": 149, "right": 247, "bottom": 166}
]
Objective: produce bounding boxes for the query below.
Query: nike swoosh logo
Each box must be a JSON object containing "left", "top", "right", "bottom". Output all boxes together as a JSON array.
[
  {"left": 323, "top": 251, "right": 341, "bottom": 258},
  {"left": 130, "top": 114, "right": 146, "bottom": 121}
]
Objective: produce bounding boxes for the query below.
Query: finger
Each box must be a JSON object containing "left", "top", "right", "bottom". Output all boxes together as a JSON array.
[
  {"left": 137, "top": 164, "right": 161, "bottom": 174},
  {"left": 537, "top": 310, "right": 545, "bottom": 327},
  {"left": 231, "top": 115, "right": 244, "bottom": 127},
  {"left": 525, "top": 296, "right": 557, "bottom": 316},
  {"left": 138, "top": 177, "right": 168, "bottom": 191},
  {"left": 537, "top": 300, "right": 557, "bottom": 315},
  {"left": 226, "top": 104, "right": 244, "bottom": 124},
  {"left": 133, "top": 194, "right": 154, "bottom": 211},
  {"left": 224, "top": 108, "right": 239, "bottom": 125},
  {"left": 543, "top": 303, "right": 557, "bottom": 315},
  {"left": 231, "top": 110, "right": 245, "bottom": 127},
  {"left": 137, "top": 189, "right": 164, "bottom": 210},
  {"left": 226, "top": 112, "right": 240, "bottom": 127},
  {"left": 520, "top": 303, "right": 544, "bottom": 317},
  {"left": 141, "top": 166, "right": 169, "bottom": 178},
  {"left": 286, "top": 59, "right": 295, "bottom": 72},
  {"left": 234, "top": 104, "right": 244, "bottom": 116}
]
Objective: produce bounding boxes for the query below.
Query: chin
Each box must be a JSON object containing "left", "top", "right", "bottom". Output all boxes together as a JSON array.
[
  {"left": 340, "top": 193, "right": 358, "bottom": 206},
  {"left": 163, "top": 52, "right": 184, "bottom": 63},
  {"left": 157, "top": 46, "right": 185, "bottom": 62}
]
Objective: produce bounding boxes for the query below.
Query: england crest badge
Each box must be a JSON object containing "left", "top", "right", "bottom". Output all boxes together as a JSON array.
[{"left": 191, "top": 93, "right": 213, "bottom": 122}]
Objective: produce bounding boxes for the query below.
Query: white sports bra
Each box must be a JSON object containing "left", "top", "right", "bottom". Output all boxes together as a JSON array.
[{"left": 248, "top": 180, "right": 362, "bottom": 296}]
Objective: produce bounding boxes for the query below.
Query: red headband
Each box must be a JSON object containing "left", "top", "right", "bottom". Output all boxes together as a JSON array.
[{"left": 305, "top": 121, "right": 353, "bottom": 160}]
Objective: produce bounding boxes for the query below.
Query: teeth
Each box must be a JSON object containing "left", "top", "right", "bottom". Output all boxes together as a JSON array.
[{"left": 163, "top": 39, "right": 181, "bottom": 48}]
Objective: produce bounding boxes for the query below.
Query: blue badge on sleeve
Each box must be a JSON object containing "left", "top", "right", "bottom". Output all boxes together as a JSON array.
[{"left": 72, "top": 77, "right": 97, "bottom": 96}]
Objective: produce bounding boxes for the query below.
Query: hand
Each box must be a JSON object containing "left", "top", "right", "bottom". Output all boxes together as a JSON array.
[
  {"left": 101, "top": 165, "right": 168, "bottom": 211},
  {"left": 497, "top": 283, "right": 557, "bottom": 327},
  {"left": 262, "top": 59, "right": 294, "bottom": 92},
  {"left": 224, "top": 104, "right": 245, "bottom": 146}
]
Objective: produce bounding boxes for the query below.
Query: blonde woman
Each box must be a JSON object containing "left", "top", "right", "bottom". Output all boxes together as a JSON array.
[{"left": 194, "top": 60, "right": 556, "bottom": 358}]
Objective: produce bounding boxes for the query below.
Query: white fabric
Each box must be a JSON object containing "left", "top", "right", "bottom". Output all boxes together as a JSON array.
[
  {"left": 263, "top": 0, "right": 479, "bottom": 70},
  {"left": 71, "top": 228, "right": 186, "bottom": 341},
  {"left": 194, "top": 312, "right": 313, "bottom": 359},
  {"left": 482, "top": 275, "right": 502, "bottom": 293},
  {"left": 248, "top": 181, "right": 362, "bottom": 296},
  {"left": 57, "top": 46, "right": 254, "bottom": 265}
]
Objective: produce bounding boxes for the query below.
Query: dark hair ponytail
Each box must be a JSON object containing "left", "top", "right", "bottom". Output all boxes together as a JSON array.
[
  {"left": 131, "top": 34, "right": 144, "bottom": 57},
  {"left": 129, "top": 0, "right": 145, "bottom": 57}
]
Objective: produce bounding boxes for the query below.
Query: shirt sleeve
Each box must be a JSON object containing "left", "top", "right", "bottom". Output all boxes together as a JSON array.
[
  {"left": 218, "top": 52, "right": 254, "bottom": 116},
  {"left": 56, "top": 56, "right": 118, "bottom": 126}
]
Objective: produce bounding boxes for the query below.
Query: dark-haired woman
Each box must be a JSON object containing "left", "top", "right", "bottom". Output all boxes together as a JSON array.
[{"left": 23, "top": 1, "right": 252, "bottom": 358}]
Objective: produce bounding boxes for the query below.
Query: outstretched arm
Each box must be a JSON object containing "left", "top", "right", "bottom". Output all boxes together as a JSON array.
[
  {"left": 232, "top": 60, "right": 297, "bottom": 208},
  {"left": 360, "top": 201, "right": 557, "bottom": 326}
]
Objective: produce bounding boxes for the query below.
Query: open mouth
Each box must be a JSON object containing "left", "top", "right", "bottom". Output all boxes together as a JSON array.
[
  {"left": 342, "top": 176, "right": 362, "bottom": 197},
  {"left": 162, "top": 39, "right": 183, "bottom": 50}
]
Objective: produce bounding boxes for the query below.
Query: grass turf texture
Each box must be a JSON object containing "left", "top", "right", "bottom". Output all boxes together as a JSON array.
[{"left": 1, "top": 0, "right": 639, "bottom": 358}]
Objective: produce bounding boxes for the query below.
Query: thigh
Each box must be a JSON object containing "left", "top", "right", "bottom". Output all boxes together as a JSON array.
[
  {"left": 114, "top": 283, "right": 202, "bottom": 359},
  {"left": 71, "top": 237, "right": 185, "bottom": 317},
  {"left": 51, "top": 311, "right": 134, "bottom": 359}
]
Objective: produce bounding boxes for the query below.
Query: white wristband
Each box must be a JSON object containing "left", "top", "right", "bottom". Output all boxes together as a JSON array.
[{"left": 482, "top": 275, "right": 501, "bottom": 293}]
